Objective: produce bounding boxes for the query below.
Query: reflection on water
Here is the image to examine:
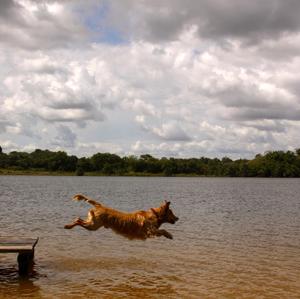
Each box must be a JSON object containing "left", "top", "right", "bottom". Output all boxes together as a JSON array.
[
  {"left": 0, "top": 176, "right": 299, "bottom": 298},
  {"left": 0, "top": 265, "right": 42, "bottom": 299}
]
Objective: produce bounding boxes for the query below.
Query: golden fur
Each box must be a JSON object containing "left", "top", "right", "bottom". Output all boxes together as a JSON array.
[{"left": 64, "top": 194, "right": 179, "bottom": 240}]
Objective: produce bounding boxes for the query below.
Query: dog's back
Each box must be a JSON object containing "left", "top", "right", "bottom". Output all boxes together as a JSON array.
[{"left": 92, "top": 206, "right": 152, "bottom": 239}]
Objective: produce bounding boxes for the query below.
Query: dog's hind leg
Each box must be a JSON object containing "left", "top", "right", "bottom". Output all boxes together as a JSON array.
[
  {"left": 154, "top": 229, "right": 173, "bottom": 239},
  {"left": 64, "top": 217, "right": 95, "bottom": 230},
  {"left": 64, "top": 210, "right": 102, "bottom": 231},
  {"left": 76, "top": 218, "right": 102, "bottom": 231},
  {"left": 64, "top": 217, "right": 84, "bottom": 229}
]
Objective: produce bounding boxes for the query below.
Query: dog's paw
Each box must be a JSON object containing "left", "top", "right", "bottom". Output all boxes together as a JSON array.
[{"left": 73, "top": 194, "right": 84, "bottom": 201}]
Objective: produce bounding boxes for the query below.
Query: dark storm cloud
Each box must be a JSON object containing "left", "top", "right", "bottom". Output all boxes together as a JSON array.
[
  {"left": 217, "top": 87, "right": 271, "bottom": 109},
  {"left": 211, "top": 77, "right": 300, "bottom": 123},
  {"left": 195, "top": 0, "right": 300, "bottom": 42},
  {"left": 108, "top": 0, "right": 300, "bottom": 43},
  {"left": 47, "top": 101, "right": 95, "bottom": 111},
  {"left": 285, "top": 79, "right": 300, "bottom": 99},
  {"left": 0, "top": 0, "right": 87, "bottom": 50},
  {"left": 0, "top": 0, "right": 19, "bottom": 18},
  {"left": 0, "top": 119, "right": 11, "bottom": 133},
  {"left": 229, "top": 107, "right": 300, "bottom": 121},
  {"left": 3, "top": 1, "right": 300, "bottom": 49},
  {"left": 242, "top": 120, "right": 286, "bottom": 133},
  {"left": 210, "top": 82, "right": 300, "bottom": 123}
]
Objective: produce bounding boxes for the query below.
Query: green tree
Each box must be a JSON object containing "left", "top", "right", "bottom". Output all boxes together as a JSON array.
[
  {"left": 75, "top": 167, "right": 85, "bottom": 176},
  {"left": 91, "top": 153, "right": 122, "bottom": 171},
  {"left": 76, "top": 157, "right": 92, "bottom": 172}
]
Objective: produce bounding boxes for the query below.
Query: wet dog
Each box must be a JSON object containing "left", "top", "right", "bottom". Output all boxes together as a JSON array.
[{"left": 64, "top": 194, "right": 179, "bottom": 240}]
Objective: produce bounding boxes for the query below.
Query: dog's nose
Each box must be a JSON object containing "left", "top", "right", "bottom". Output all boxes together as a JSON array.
[{"left": 175, "top": 217, "right": 179, "bottom": 222}]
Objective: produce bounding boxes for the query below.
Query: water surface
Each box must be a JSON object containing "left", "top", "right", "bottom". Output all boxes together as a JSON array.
[{"left": 0, "top": 176, "right": 299, "bottom": 298}]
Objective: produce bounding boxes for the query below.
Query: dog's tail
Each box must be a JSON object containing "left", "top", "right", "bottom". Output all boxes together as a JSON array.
[{"left": 73, "top": 194, "right": 102, "bottom": 207}]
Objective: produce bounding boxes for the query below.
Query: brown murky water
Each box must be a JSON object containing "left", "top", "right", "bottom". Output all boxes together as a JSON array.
[{"left": 0, "top": 176, "right": 299, "bottom": 298}]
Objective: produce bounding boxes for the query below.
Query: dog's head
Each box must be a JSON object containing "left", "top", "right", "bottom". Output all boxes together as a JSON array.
[{"left": 159, "top": 200, "right": 179, "bottom": 224}]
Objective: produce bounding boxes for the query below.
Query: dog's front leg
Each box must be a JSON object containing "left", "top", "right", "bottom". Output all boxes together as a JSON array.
[
  {"left": 64, "top": 218, "right": 97, "bottom": 231},
  {"left": 154, "top": 229, "right": 173, "bottom": 239}
]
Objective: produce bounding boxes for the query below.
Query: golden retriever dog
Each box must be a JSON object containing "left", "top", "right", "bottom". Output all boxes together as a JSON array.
[{"left": 64, "top": 194, "right": 179, "bottom": 240}]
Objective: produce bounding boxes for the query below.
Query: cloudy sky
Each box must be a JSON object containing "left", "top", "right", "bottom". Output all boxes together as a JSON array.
[{"left": 1, "top": 0, "right": 300, "bottom": 158}]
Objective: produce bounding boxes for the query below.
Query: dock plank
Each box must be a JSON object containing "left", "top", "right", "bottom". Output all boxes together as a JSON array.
[
  {"left": 0, "top": 237, "right": 39, "bottom": 275},
  {"left": 0, "top": 237, "right": 38, "bottom": 253}
]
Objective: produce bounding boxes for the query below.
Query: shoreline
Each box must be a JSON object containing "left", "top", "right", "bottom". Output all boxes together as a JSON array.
[
  {"left": 0, "top": 169, "right": 205, "bottom": 177},
  {"left": 0, "top": 169, "right": 299, "bottom": 178}
]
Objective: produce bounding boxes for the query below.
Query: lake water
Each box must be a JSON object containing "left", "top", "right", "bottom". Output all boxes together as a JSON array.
[{"left": 0, "top": 176, "right": 299, "bottom": 298}]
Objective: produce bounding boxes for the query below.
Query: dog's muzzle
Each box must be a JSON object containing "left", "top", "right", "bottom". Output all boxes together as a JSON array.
[{"left": 171, "top": 217, "right": 179, "bottom": 224}]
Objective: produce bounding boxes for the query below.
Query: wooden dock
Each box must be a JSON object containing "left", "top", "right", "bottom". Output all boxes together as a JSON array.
[{"left": 0, "top": 237, "right": 38, "bottom": 275}]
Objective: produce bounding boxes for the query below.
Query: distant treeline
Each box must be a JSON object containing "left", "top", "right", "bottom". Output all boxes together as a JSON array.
[{"left": 0, "top": 146, "right": 300, "bottom": 177}]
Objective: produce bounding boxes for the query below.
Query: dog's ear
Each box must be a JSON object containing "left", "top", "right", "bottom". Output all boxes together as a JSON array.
[{"left": 164, "top": 200, "right": 170, "bottom": 208}]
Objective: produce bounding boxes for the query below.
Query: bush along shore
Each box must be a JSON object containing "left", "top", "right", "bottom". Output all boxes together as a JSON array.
[{"left": 1, "top": 146, "right": 300, "bottom": 177}]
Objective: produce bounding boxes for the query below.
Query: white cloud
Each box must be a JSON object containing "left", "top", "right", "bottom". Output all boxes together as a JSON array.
[
  {"left": 76, "top": 141, "right": 123, "bottom": 157},
  {"left": 1, "top": 1, "right": 300, "bottom": 158},
  {"left": 0, "top": 140, "right": 19, "bottom": 152},
  {"left": 122, "top": 98, "right": 157, "bottom": 116},
  {"left": 152, "top": 122, "right": 192, "bottom": 141}
]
